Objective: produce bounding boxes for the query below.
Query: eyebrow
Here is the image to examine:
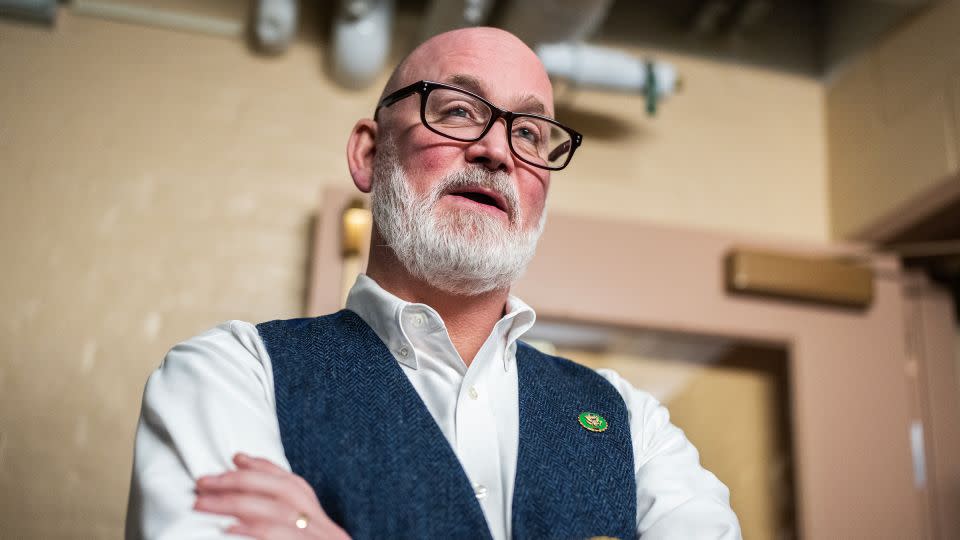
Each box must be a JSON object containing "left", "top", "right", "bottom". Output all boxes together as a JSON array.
[
  {"left": 442, "top": 73, "right": 549, "bottom": 117},
  {"left": 515, "top": 95, "right": 546, "bottom": 116}
]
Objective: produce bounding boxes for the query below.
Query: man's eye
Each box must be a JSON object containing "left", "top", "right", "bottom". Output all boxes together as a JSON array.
[
  {"left": 441, "top": 103, "right": 476, "bottom": 119},
  {"left": 515, "top": 126, "right": 540, "bottom": 143}
]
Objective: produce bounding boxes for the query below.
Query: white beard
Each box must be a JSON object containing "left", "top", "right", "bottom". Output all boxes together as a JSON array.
[{"left": 370, "top": 140, "right": 546, "bottom": 296}]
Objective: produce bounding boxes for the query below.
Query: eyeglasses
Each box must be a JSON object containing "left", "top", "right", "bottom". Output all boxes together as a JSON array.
[{"left": 374, "top": 80, "right": 582, "bottom": 171}]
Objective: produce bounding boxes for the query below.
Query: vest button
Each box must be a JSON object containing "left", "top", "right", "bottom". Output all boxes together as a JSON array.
[{"left": 468, "top": 386, "right": 479, "bottom": 400}]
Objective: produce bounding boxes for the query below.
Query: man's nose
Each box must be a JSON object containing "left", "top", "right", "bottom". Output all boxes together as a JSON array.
[{"left": 464, "top": 118, "right": 514, "bottom": 173}]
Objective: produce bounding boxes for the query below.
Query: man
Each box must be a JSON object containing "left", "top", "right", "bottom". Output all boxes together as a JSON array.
[{"left": 126, "top": 27, "right": 741, "bottom": 540}]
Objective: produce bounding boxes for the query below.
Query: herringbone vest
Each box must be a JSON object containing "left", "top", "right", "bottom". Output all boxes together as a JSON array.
[{"left": 257, "top": 310, "right": 636, "bottom": 539}]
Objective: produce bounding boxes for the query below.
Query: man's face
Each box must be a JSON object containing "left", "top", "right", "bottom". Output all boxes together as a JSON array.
[
  {"left": 367, "top": 28, "right": 556, "bottom": 295},
  {"left": 370, "top": 137, "right": 545, "bottom": 295},
  {"left": 379, "top": 29, "right": 555, "bottom": 238}
]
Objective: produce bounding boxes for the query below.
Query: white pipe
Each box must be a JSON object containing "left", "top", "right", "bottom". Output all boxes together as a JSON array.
[
  {"left": 332, "top": 0, "right": 393, "bottom": 89},
  {"left": 72, "top": 0, "right": 242, "bottom": 37},
  {"left": 255, "top": 0, "right": 298, "bottom": 54},
  {"left": 537, "top": 41, "right": 679, "bottom": 97}
]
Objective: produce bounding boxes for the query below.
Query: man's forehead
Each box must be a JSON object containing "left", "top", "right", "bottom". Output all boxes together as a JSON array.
[
  {"left": 439, "top": 73, "right": 549, "bottom": 116},
  {"left": 395, "top": 28, "right": 554, "bottom": 114}
]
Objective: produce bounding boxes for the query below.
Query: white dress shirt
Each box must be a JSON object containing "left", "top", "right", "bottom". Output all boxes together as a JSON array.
[{"left": 127, "top": 274, "right": 741, "bottom": 540}]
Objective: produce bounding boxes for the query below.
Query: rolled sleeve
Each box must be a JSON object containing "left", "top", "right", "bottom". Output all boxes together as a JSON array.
[{"left": 125, "top": 321, "right": 289, "bottom": 540}]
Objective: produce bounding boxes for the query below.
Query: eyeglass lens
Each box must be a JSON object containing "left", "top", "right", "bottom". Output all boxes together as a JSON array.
[{"left": 423, "top": 87, "right": 573, "bottom": 169}]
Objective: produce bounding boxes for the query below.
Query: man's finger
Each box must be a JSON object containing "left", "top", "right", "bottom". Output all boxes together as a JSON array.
[
  {"left": 226, "top": 521, "right": 307, "bottom": 540},
  {"left": 234, "top": 453, "right": 288, "bottom": 475},
  {"left": 196, "top": 470, "right": 318, "bottom": 517},
  {"left": 197, "top": 469, "right": 284, "bottom": 496},
  {"left": 232, "top": 453, "right": 321, "bottom": 504},
  {"left": 193, "top": 492, "right": 292, "bottom": 524}
]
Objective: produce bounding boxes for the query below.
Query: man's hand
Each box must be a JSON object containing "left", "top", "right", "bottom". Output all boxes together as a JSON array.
[{"left": 194, "top": 453, "right": 350, "bottom": 539}]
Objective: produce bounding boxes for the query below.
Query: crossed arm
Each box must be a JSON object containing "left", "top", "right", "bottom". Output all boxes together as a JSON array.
[
  {"left": 193, "top": 453, "right": 347, "bottom": 539},
  {"left": 126, "top": 322, "right": 740, "bottom": 539}
]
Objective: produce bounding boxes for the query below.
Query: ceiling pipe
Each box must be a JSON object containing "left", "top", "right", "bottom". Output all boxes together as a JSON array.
[
  {"left": 255, "top": 0, "right": 298, "bottom": 53},
  {"left": 497, "top": 0, "right": 613, "bottom": 46},
  {"left": 420, "top": 0, "right": 495, "bottom": 42},
  {"left": 0, "top": 0, "right": 57, "bottom": 25},
  {"left": 690, "top": 0, "right": 737, "bottom": 36},
  {"left": 495, "top": 0, "right": 679, "bottom": 116},
  {"left": 536, "top": 42, "right": 680, "bottom": 116},
  {"left": 331, "top": 0, "right": 394, "bottom": 89},
  {"left": 72, "top": 0, "right": 242, "bottom": 36}
]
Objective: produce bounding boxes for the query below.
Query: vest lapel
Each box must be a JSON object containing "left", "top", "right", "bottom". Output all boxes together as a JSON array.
[{"left": 512, "top": 342, "right": 637, "bottom": 540}]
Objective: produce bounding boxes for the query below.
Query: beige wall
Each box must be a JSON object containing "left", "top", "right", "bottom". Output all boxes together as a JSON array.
[
  {"left": 549, "top": 45, "right": 829, "bottom": 241},
  {"left": 0, "top": 9, "right": 828, "bottom": 538},
  {"left": 826, "top": 0, "right": 960, "bottom": 240}
]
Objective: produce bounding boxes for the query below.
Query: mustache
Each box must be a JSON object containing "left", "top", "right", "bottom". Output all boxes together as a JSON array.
[{"left": 428, "top": 167, "right": 520, "bottom": 223}]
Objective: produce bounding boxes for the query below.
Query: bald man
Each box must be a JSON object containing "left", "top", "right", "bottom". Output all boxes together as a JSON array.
[{"left": 126, "top": 27, "right": 741, "bottom": 540}]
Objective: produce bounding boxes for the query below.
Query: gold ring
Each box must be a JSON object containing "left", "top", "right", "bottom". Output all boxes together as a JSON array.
[{"left": 294, "top": 513, "right": 309, "bottom": 529}]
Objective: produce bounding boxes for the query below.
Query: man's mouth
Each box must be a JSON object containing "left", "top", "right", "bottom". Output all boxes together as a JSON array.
[{"left": 444, "top": 186, "right": 509, "bottom": 216}]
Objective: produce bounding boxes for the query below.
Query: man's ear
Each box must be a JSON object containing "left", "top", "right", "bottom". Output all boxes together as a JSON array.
[{"left": 347, "top": 119, "right": 378, "bottom": 193}]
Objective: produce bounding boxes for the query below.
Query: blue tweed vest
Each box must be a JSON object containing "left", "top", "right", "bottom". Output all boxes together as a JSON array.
[{"left": 257, "top": 310, "right": 636, "bottom": 539}]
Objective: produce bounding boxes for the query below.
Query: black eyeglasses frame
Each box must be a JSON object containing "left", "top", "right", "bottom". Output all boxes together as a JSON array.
[{"left": 374, "top": 80, "right": 582, "bottom": 171}]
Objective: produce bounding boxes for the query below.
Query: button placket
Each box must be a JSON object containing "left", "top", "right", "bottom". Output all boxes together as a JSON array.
[{"left": 455, "top": 362, "right": 502, "bottom": 529}]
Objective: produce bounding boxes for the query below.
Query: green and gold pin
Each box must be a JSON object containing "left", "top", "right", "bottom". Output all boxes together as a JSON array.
[{"left": 578, "top": 411, "right": 608, "bottom": 432}]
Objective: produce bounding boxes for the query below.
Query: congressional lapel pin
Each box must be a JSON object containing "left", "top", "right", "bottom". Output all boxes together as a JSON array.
[{"left": 578, "top": 411, "right": 608, "bottom": 433}]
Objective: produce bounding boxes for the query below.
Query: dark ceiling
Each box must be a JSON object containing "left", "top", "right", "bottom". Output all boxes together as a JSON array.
[{"left": 590, "top": 0, "right": 933, "bottom": 77}]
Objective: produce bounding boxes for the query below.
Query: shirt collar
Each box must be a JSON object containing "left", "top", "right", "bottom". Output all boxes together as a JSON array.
[
  {"left": 497, "top": 295, "right": 537, "bottom": 371},
  {"left": 345, "top": 274, "right": 420, "bottom": 369},
  {"left": 345, "top": 274, "right": 536, "bottom": 371}
]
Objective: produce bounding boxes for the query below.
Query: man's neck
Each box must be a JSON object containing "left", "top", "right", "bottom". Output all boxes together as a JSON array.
[{"left": 365, "top": 243, "right": 509, "bottom": 367}]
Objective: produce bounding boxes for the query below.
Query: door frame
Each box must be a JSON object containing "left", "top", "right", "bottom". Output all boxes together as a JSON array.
[{"left": 308, "top": 186, "right": 960, "bottom": 539}]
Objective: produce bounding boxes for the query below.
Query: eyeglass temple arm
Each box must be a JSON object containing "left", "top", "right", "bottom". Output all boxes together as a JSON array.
[
  {"left": 547, "top": 140, "right": 573, "bottom": 162},
  {"left": 373, "top": 82, "right": 426, "bottom": 119},
  {"left": 372, "top": 93, "right": 401, "bottom": 120}
]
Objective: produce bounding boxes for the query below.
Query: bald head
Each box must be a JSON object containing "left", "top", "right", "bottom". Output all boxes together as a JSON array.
[
  {"left": 347, "top": 28, "right": 555, "bottom": 292},
  {"left": 379, "top": 27, "right": 554, "bottom": 117}
]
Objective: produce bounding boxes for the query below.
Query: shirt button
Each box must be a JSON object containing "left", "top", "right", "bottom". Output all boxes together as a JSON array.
[
  {"left": 468, "top": 386, "right": 479, "bottom": 400},
  {"left": 473, "top": 483, "right": 487, "bottom": 499},
  {"left": 398, "top": 346, "right": 409, "bottom": 357},
  {"left": 411, "top": 313, "right": 426, "bottom": 327}
]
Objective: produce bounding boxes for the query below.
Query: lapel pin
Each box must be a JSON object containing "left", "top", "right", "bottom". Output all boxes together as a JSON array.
[{"left": 578, "top": 411, "right": 608, "bottom": 433}]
